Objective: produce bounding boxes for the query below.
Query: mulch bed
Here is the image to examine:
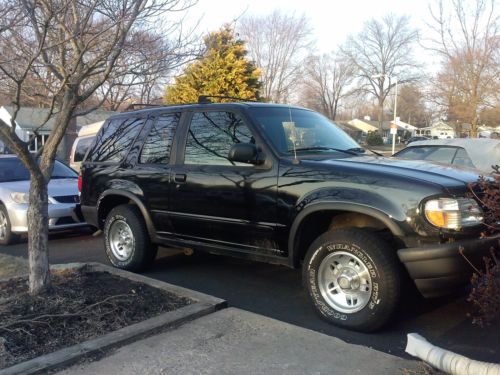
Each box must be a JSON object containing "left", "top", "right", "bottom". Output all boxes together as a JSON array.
[{"left": 0, "top": 268, "right": 193, "bottom": 369}]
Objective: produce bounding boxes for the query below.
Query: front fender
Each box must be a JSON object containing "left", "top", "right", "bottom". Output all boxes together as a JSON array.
[{"left": 287, "top": 196, "right": 409, "bottom": 268}]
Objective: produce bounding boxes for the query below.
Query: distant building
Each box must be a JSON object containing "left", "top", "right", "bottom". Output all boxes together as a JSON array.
[
  {"left": 0, "top": 106, "right": 115, "bottom": 160},
  {"left": 348, "top": 118, "right": 417, "bottom": 142},
  {"left": 414, "top": 121, "right": 455, "bottom": 139}
]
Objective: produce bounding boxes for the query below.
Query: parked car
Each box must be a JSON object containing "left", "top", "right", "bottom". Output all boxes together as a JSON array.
[
  {"left": 394, "top": 138, "right": 500, "bottom": 174},
  {"left": 0, "top": 155, "right": 86, "bottom": 245},
  {"left": 69, "top": 121, "right": 104, "bottom": 172},
  {"left": 403, "top": 136, "right": 430, "bottom": 145},
  {"left": 79, "top": 101, "right": 497, "bottom": 332}
]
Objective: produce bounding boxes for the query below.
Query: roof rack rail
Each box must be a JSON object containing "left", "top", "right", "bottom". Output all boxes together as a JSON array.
[
  {"left": 122, "top": 103, "right": 163, "bottom": 112},
  {"left": 198, "top": 95, "right": 259, "bottom": 104}
]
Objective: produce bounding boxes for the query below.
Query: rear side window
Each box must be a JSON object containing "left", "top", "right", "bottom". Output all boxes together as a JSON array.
[
  {"left": 74, "top": 136, "right": 95, "bottom": 162},
  {"left": 397, "top": 146, "right": 458, "bottom": 163},
  {"left": 87, "top": 117, "right": 144, "bottom": 162},
  {"left": 140, "top": 113, "right": 180, "bottom": 164},
  {"left": 452, "top": 148, "right": 475, "bottom": 168}
]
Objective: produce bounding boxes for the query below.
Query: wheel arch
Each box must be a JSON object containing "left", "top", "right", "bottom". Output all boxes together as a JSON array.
[
  {"left": 288, "top": 202, "right": 405, "bottom": 268},
  {"left": 97, "top": 190, "right": 156, "bottom": 241}
]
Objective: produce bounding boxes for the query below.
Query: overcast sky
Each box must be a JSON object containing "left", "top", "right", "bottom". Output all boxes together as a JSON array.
[{"left": 184, "top": 0, "right": 431, "bottom": 54}]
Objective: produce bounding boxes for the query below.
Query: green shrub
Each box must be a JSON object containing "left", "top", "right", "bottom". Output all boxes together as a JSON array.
[{"left": 366, "top": 131, "right": 384, "bottom": 146}]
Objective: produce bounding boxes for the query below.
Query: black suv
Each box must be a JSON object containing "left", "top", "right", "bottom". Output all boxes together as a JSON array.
[{"left": 80, "top": 102, "right": 497, "bottom": 331}]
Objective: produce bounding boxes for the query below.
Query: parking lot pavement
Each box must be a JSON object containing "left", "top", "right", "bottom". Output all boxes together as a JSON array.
[
  {"left": 59, "top": 308, "right": 418, "bottom": 375},
  {"left": 1, "top": 232, "right": 498, "bottom": 362}
]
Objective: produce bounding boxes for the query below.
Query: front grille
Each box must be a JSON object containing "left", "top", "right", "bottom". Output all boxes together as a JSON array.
[{"left": 52, "top": 195, "right": 80, "bottom": 204}]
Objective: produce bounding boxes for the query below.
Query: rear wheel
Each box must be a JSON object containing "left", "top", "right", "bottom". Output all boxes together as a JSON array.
[
  {"left": 303, "top": 228, "right": 400, "bottom": 332},
  {"left": 104, "top": 205, "right": 157, "bottom": 271},
  {"left": 0, "top": 205, "right": 18, "bottom": 246}
]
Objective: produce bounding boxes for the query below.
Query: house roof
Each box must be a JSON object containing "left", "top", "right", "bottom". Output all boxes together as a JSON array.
[
  {"left": 2, "top": 106, "right": 115, "bottom": 132},
  {"left": 348, "top": 119, "right": 417, "bottom": 132},
  {"left": 348, "top": 119, "right": 379, "bottom": 132}
]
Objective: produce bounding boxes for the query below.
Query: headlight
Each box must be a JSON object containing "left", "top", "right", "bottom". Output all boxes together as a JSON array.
[
  {"left": 424, "top": 198, "right": 483, "bottom": 230},
  {"left": 10, "top": 192, "right": 29, "bottom": 204},
  {"left": 10, "top": 193, "right": 55, "bottom": 204}
]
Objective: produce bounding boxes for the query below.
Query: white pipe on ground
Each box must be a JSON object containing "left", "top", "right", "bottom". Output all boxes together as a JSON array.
[{"left": 406, "top": 333, "right": 500, "bottom": 375}]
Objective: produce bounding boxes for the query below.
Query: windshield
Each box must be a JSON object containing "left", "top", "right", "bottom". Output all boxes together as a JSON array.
[
  {"left": 0, "top": 158, "right": 77, "bottom": 183},
  {"left": 248, "top": 107, "right": 360, "bottom": 155}
]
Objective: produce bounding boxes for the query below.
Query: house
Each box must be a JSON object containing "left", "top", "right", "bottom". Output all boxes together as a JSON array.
[
  {"left": 0, "top": 106, "right": 115, "bottom": 161},
  {"left": 348, "top": 117, "right": 417, "bottom": 142},
  {"left": 415, "top": 121, "right": 455, "bottom": 139},
  {"left": 334, "top": 121, "right": 364, "bottom": 142}
]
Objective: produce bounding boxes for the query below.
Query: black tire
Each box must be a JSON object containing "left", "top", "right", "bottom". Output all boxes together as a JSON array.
[
  {"left": 302, "top": 228, "right": 400, "bottom": 332},
  {"left": 0, "top": 204, "right": 18, "bottom": 246},
  {"left": 104, "top": 204, "right": 157, "bottom": 271}
]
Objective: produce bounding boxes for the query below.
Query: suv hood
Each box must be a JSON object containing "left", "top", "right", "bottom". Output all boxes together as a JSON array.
[{"left": 313, "top": 155, "right": 480, "bottom": 189}]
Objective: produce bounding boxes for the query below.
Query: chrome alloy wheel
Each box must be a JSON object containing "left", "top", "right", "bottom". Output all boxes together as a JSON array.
[
  {"left": 109, "top": 219, "right": 135, "bottom": 261},
  {"left": 0, "top": 210, "right": 7, "bottom": 240},
  {"left": 317, "top": 251, "right": 373, "bottom": 314}
]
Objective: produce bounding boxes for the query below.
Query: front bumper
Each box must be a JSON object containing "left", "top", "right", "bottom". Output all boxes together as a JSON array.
[
  {"left": 7, "top": 202, "right": 87, "bottom": 233},
  {"left": 398, "top": 233, "right": 500, "bottom": 298}
]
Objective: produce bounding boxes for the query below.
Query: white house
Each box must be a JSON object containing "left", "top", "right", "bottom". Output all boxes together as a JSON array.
[
  {"left": 414, "top": 121, "right": 455, "bottom": 139},
  {"left": 0, "top": 106, "right": 115, "bottom": 159},
  {"left": 0, "top": 106, "right": 30, "bottom": 153}
]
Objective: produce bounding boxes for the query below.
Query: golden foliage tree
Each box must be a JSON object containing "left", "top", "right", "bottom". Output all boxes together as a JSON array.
[{"left": 165, "top": 25, "right": 261, "bottom": 104}]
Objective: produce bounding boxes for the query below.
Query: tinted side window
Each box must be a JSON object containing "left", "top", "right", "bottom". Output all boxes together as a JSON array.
[
  {"left": 424, "top": 147, "right": 457, "bottom": 163},
  {"left": 140, "top": 113, "right": 180, "bottom": 164},
  {"left": 184, "top": 111, "right": 253, "bottom": 166},
  {"left": 74, "top": 136, "right": 95, "bottom": 162},
  {"left": 452, "top": 148, "right": 475, "bottom": 168},
  {"left": 397, "top": 146, "right": 457, "bottom": 163},
  {"left": 88, "top": 117, "right": 144, "bottom": 162}
]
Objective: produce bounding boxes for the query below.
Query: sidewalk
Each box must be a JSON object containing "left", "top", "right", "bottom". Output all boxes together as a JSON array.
[{"left": 58, "top": 308, "right": 418, "bottom": 375}]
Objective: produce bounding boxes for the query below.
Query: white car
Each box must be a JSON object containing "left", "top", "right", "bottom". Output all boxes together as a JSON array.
[
  {"left": 393, "top": 138, "right": 500, "bottom": 174},
  {"left": 0, "top": 155, "right": 87, "bottom": 245}
]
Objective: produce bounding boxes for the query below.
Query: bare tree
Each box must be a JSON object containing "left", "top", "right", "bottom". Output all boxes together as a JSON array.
[
  {"left": 427, "top": 0, "right": 499, "bottom": 137},
  {"left": 0, "top": 0, "right": 195, "bottom": 295},
  {"left": 301, "top": 53, "right": 357, "bottom": 120},
  {"left": 393, "top": 84, "right": 431, "bottom": 127},
  {"left": 342, "top": 14, "right": 421, "bottom": 130},
  {"left": 238, "top": 10, "right": 312, "bottom": 103},
  {"left": 96, "top": 27, "right": 201, "bottom": 111}
]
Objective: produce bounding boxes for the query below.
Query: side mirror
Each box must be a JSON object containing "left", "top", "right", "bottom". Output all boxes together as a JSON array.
[{"left": 228, "top": 143, "right": 261, "bottom": 164}]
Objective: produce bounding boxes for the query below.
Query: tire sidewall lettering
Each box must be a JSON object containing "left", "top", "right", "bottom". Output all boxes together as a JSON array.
[{"left": 307, "top": 241, "right": 383, "bottom": 322}]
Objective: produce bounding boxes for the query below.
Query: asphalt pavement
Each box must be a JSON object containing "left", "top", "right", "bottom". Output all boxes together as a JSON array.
[
  {"left": 58, "top": 308, "right": 418, "bottom": 375},
  {"left": 1, "top": 230, "right": 499, "bottom": 363}
]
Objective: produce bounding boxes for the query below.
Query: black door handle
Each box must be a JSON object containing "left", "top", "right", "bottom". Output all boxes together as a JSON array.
[{"left": 174, "top": 173, "right": 187, "bottom": 183}]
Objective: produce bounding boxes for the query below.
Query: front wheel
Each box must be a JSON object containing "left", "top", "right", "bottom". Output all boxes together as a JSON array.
[
  {"left": 0, "top": 205, "right": 18, "bottom": 246},
  {"left": 302, "top": 228, "right": 400, "bottom": 332},
  {"left": 104, "top": 205, "right": 157, "bottom": 271}
]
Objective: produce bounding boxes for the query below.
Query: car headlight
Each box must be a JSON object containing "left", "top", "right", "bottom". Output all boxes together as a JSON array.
[
  {"left": 10, "top": 192, "right": 29, "bottom": 204},
  {"left": 424, "top": 198, "right": 483, "bottom": 230},
  {"left": 10, "top": 193, "right": 56, "bottom": 204}
]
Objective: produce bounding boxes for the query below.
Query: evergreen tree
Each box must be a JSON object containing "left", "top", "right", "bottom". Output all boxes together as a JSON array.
[{"left": 165, "top": 25, "right": 261, "bottom": 104}]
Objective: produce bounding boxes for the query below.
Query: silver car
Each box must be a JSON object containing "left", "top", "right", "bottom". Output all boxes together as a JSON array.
[
  {"left": 0, "top": 155, "right": 86, "bottom": 245},
  {"left": 393, "top": 138, "right": 500, "bottom": 174}
]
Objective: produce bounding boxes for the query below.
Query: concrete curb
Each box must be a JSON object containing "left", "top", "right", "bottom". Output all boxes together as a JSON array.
[{"left": 0, "top": 262, "right": 227, "bottom": 375}]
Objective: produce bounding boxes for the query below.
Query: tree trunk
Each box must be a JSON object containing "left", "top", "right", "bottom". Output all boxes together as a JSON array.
[
  {"left": 377, "top": 99, "right": 384, "bottom": 132},
  {"left": 28, "top": 174, "right": 51, "bottom": 295}
]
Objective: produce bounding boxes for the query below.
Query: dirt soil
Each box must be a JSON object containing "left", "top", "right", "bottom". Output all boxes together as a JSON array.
[
  {"left": 0, "top": 268, "right": 193, "bottom": 369},
  {"left": 0, "top": 254, "right": 28, "bottom": 280}
]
